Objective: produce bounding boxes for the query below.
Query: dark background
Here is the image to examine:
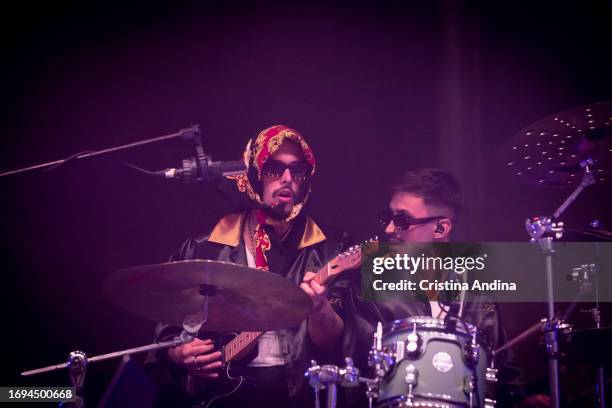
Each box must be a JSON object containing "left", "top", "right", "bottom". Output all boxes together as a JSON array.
[{"left": 1, "top": 1, "right": 611, "bottom": 406}]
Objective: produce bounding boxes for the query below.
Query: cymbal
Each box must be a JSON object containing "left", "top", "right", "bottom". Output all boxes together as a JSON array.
[
  {"left": 502, "top": 101, "right": 612, "bottom": 187},
  {"left": 103, "top": 260, "right": 312, "bottom": 332},
  {"left": 566, "top": 327, "right": 612, "bottom": 367},
  {"left": 565, "top": 227, "right": 612, "bottom": 241}
]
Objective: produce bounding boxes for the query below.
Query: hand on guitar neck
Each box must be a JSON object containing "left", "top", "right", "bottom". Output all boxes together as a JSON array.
[{"left": 300, "top": 244, "right": 363, "bottom": 349}]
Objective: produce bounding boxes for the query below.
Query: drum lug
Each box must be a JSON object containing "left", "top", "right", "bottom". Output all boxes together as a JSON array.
[
  {"left": 406, "top": 331, "right": 422, "bottom": 356},
  {"left": 464, "top": 332, "right": 480, "bottom": 366},
  {"left": 486, "top": 367, "right": 498, "bottom": 383},
  {"left": 464, "top": 343, "right": 480, "bottom": 366},
  {"left": 484, "top": 397, "right": 497, "bottom": 407},
  {"left": 404, "top": 364, "right": 418, "bottom": 403},
  {"left": 463, "top": 375, "right": 475, "bottom": 393}
]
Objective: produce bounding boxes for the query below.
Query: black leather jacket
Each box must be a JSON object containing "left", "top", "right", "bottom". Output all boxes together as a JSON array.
[{"left": 145, "top": 213, "right": 352, "bottom": 408}]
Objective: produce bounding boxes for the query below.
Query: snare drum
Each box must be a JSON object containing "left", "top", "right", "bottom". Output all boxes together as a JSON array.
[{"left": 375, "top": 316, "right": 495, "bottom": 408}]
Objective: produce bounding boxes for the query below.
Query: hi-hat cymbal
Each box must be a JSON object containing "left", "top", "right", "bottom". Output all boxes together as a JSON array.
[
  {"left": 502, "top": 101, "right": 612, "bottom": 187},
  {"left": 103, "top": 260, "right": 312, "bottom": 332}
]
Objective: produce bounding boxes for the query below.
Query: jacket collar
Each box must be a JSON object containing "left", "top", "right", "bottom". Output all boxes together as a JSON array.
[{"left": 207, "top": 213, "right": 326, "bottom": 249}]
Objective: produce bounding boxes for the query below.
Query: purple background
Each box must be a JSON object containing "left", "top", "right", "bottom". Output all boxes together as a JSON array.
[{"left": 2, "top": 1, "right": 611, "bottom": 404}]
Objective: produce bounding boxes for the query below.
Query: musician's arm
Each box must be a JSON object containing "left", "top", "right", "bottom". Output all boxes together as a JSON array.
[
  {"left": 310, "top": 302, "right": 345, "bottom": 350},
  {"left": 301, "top": 272, "right": 344, "bottom": 350}
]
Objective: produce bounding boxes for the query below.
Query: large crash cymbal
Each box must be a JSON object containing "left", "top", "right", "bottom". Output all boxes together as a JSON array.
[
  {"left": 502, "top": 101, "right": 612, "bottom": 187},
  {"left": 103, "top": 260, "right": 312, "bottom": 332}
]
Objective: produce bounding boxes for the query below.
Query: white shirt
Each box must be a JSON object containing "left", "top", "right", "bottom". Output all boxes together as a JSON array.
[{"left": 244, "top": 243, "right": 285, "bottom": 367}]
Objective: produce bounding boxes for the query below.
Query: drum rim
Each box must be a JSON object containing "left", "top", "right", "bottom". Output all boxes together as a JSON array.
[{"left": 382, "top": 315, "right": 476, "bottom": 336}]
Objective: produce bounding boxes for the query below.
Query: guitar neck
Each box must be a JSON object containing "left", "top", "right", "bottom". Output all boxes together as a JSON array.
[
  {"left": 222, "top": 331, "right": 264, "bottom": 363},
  {"left": 313, "top": 263, "right": 335, "bottom": 286}
]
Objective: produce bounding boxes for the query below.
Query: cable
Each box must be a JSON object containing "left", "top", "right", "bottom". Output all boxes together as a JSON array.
[{"left": 122, "top": 161, "right": 164, "bottom": 176}]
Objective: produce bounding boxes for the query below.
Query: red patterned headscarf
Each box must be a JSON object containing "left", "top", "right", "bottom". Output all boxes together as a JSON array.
[{"left": 218, "top": 125, "right": 317, "bottom": 269}]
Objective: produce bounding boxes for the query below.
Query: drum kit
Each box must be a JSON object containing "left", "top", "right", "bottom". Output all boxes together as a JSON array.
[{"left": 17, "top": 102, "right": 612, "bottom": 407}]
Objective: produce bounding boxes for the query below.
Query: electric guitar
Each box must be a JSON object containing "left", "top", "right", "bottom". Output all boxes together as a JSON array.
[{"left": 191, "top": 242, "right": 369, "bottom": 408}]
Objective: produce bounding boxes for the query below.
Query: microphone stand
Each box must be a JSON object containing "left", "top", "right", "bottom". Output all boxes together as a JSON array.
[{"left": 0, "top": 125, "right": 200, "bottom": 178}]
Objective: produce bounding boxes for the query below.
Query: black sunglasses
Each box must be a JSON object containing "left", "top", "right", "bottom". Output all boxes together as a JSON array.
[
  {"left": 262, "top": 159, "right": 312, "bottom": 181},
  {"left": 378, "top": 209, "right": 444, "bottom": 231}
]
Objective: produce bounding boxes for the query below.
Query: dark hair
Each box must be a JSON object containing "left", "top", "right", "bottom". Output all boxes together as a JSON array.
[{"left": 391, "top": 168, "right": 464, "bottom": 219}]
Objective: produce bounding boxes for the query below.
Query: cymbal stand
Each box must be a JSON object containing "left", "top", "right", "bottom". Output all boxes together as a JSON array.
[
  {"left": 306, "top": 358, "right": 370, "bottom": 408},
  {"left": 572, "top": 256, "right": 606, "bottom": 407},
  {"left": 525, "top": 164, "right": 596, "bottom": 408},
  {"left": 21, "top": 284, "right": 214, "bottom": 406}
]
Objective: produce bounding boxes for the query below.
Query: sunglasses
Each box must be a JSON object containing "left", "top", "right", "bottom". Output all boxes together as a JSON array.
[
  {"left": 378, "top": 209, "right": 444, "bottom": 231},
  {"left": 262, "top": 159, "right": 312, "bottom": 181}
]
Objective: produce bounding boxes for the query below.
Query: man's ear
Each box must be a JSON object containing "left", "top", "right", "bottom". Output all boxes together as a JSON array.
[{"left": 433, "top": 218, "right": 453, "bottom": 239}]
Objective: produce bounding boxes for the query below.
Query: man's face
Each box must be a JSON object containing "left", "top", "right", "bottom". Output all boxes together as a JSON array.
[
  {"left": 261, "top": 141, "right": 308, "bottom": 216},
  {"left": 384, "top": 192, "right": 451, "bottom": 243}
]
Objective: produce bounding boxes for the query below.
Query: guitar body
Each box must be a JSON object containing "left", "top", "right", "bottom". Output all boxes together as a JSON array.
[{"left": 188, "top": 332, "right": 253, "bottom": 408}]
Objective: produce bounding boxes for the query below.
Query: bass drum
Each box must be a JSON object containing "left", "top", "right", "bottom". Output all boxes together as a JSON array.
[{"left": 376, "top": 316, "right": 495, "bottom": 408}]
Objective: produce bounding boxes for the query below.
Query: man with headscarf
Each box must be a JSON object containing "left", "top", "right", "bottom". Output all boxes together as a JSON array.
[{"left": 147, "top": 125, "right": 351, "bottom": 408}]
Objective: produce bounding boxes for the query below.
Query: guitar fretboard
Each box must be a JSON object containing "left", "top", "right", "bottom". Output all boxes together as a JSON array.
[{"left": 223, "top": 330, "right": 263, "bottom": 362}]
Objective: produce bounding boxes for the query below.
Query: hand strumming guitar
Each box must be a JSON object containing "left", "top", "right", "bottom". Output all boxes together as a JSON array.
[{"left": 167, "top": 338, "right": 223, "bottom": 379}]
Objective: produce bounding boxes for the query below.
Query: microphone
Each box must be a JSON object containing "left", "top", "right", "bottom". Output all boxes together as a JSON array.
[
  {"left": 124, "top": 124, "right": 247, "bottom": 183},
  {"left": 162, "top": 158, "right": 246, "bottom": 182}
]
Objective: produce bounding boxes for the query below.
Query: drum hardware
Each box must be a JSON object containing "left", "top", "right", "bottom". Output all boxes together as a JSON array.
[
  {"left": 364, "top": 378, "right": 380, "bottom": 408},
  {"left": 483, "top": 398, "right": 497, "bottom": 408},
  {"left": 21, "top": 325, "right": 195, "bottom": 406},
  {"left": 306, "top": 358, "right": 363, "bottom": 408},
  {"left": 22, "top": 260, "right": 313, "bottom": 406},
  {"left": 568, "top": 248, "right": 607, "bottom": 407},
  {"left": 341, "top": 357, "right": 361, "bottom": 388},
  {"left": 405, "top": 324, "right": 421, "bottom": 356},
  {"left": 404, "top": 364, "right": 418, "bottom": 405},
  {"left": 306, "top": 361, "right": 326, "bottom": 408},
  {"left": 485, "top": 367, "right": 497, "bottom": 383},
  {"left": 464, "top": 332, "right": 480, "bottom": 367},
  {"left": 58, "top": 351, "right": 87, "bottom": 408},
  {"left": 463, "top": 375, "right": 476, "bottom": 407},
  {"left": 524, "top": 142, "right": 597, "bottom": 408},
  {"left": 21, "top": 281, "right": 210, "bottom": 406},
  {"left": 568, "top": 263, "right": 596, "bottom": 288},
  {"left": 504, "top": 101, "right": 612, "bottom": 408},
  {"left": 368, "top": 323, "right": 396, "bottom": 378},
  {"left": 395, "top": 341, "right": 406, "bottom": 361}
]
